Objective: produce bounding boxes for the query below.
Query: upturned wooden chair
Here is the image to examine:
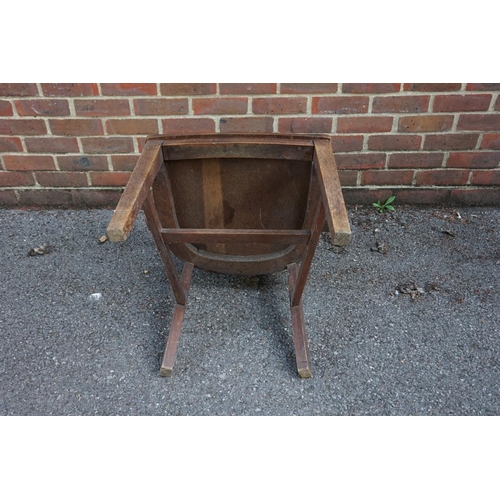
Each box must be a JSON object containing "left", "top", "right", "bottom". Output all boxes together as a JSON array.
[{"left": 107, "top": 134, "right": 351, "bottom": 378}]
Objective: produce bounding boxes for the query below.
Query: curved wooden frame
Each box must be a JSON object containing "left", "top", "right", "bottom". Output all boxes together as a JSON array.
[{"left": 107, "top": 134, "right": 350, "bottom": 378}]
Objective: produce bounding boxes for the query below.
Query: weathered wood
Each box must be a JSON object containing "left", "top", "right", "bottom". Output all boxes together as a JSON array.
[
  {"left": 291, "top": 200, "right": 326, "bottom": 307},
  {"left": 159, "top": 263, "right": 194, "bottom": 377},
  {"left": 161, "top": 228, "right": 311, "bottom": 245},
  {"left": 288, "top": 263, "right": 311, "bottom": 378},
  {"left": 313, "top": 138, "right": 351, "bottom": 246},
  {"left": 163, "top": 143, "right": 314, "bottom": 161},
  {"left": 107, "top": 140, "right": 164, "bottom": 242},
  {"left": 143, "top": 192, "right": 187, "bottom": 306}
]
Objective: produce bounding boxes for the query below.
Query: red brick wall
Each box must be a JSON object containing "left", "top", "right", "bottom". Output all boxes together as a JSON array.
[{"left": 1, "top": 83, "right": 499, "bottom": 207}]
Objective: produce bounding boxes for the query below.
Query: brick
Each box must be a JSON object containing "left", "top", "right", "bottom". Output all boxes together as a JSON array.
[
  {"left": 0, "top": 100, "right": 13, "bottom": 116},
  {"left": 36, "top": 172, "right": 88, "bottom": 187},
  {"left": 74, "top": 99, "right": 130, "bottom": 116},
  {"left": 57, "top": 155, "right": 109, "bottom": 171},
  {"left": 0, "top": 190, "right": 19, "bottom": 205},
  {"left": 388, "top": 153, "right": 444, "bottom": 169},
  {"left": 0, "top": 84, "right": 38, "bottom": 96},
  {"left": 416, "top": 170, "right": 469, "bottom": 186},
  {"left": 160, "top": 84, "right": 216, "bottom": 95},
  {"left": 338, "top": 170, "right": 358, "bottom": 186},
  {"left": 372, "top": 95, "right": 429, "bottom": 113},
  {"left": 100, "top": 83, "right": 157, "bottom": 95},
  {"left": 71, "top": 189, "right": 122, "bottom": 207},
  {"left": 337, "top": 116, "right": 393, "bottom": 133},
  {"left": 424, "top": 134, "right": 479, "bottom": 151},
  {"left": 3, "top": 155, "right": 56, "bottom": 171},
  {"left": 368, "top": 135, "right": 421, "bottom": 151},
  {"left": 361, "top": 170, "right": 414, "bottom": 185},
  {"left": 15, "top": 99, "right": 70, "bottom": 117},
  {"left": 0, "top": 171, "right": 35, "bottom": 187},
  {"left": 404, "top": 83, "right": 461, "bottom": 92},
  {"left": 49, "top": 119, "right": 104, "bottom": 136},
  {"left": 470, "top": 171, "right": 500, "bottom": 185},
  {"left": 450, "top": 188, "right": 500, "bottom": 205},
  {"left": 331, "top": 135, "right": 364, "bottom": 152},
  {"left": 433, "top": 94, "right": 492, "bottom": 112},
  {"left": 465, "top": 83, "right": 500, "bottom": 91},
  {"left": 447, "top": 152, "right": 500, "bottom": 169},
  {"left": 81, "top": 137, "right": 134, "bottom": 154},
  {"left": 111, "top": 155, "right": 140, "bottom": 171},
  {"left": 252, "top": 97, "right": 307, "bottom": 114},
  {"left": 105, "top": 119, "right": 158, "bottom": 135},
  {"left": 18, "top": 189, "right": 73, "bottom": 206},
  {"left": 457, "top": 114, "right": 500, "bottom": 131},
  {"left": 312, "top": 96, "right": 368, "bottom": 114},
  {"left": 342, "top": 83, "right": 400, "bottom": 93},
  {"left": 134, "top": 98, "right": 188, "bottom": 116},
  {"left": 41, "top": 83, "right": 99, "bottom": 97},
  {"left": 481, "top": 134, "right": 500, "bottom": 149},
  {"left": 193, "top": 98, "right": 247, "bottom": 115},
  {"left": 280, "top": 83, "right": 338, "bottom": 94},
  {"left": 0, "top": 137, "right": 23, "bottom": 152},
  {"left": 161, "top": 118, "right": 215, "bottom": 134},
  {"left": 334, "top": 153, "right": 386, "bottom": 169},
  {"left": 496, "top": 95, "right": 500, "bottom": 111},
  {"left": 0, "top": 119, "right": 47, "bottom": 135},
  {"left": 278, "top": 117, "right": 331, "bottom": 134},
  {"left": 90, "top": 171, "right": 131, "bottom": 186},
  {"left": 219, "top": 83, "right": 276, "bottom": 94},
  {"left": 342, "top": 189, "right": 394, "bottom": 206},
  {"left": 395, "top": 189, "right": 452, "bottom": 205},
  {"left": 398, "top": 115, "right": 453, "bottom": 132},
  {"left": 25, "top": 137, "right": 80, "bottom": 153},
  {"left": 220, "top": 117, "right": 273, "bottom": 133}
]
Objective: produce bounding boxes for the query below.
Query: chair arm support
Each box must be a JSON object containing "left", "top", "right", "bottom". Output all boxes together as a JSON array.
[
  {"left": 313, "top": 138, "right": 351, "bottom": 246},
  {"left": 107, "top": 139, "right": 164, "bottom": 242}
]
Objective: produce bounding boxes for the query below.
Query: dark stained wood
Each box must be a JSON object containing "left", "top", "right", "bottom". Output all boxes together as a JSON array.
[
  {"left": 291, "top": 200, "right": 326, "bottom": 307},
  {"left": 163, "top": 142, "right": 314, "bottom": 161},
  {"left": 159, "top": 263, "right": 194, "bottom": 377},
  {"left": 288, "top": 263, "right": 312, "bottom": 378},
  {"left": 160, "top": 228, "right": 311, "bottom": 245},
  {"left": 143, "top": 192, "right": 187, "bottom": 306},
  {"left": 313, "top": 138, "right": 351, "bottom": 246},
  {"left": 107, "top": 140, "right": 163, "bottom": 241}
]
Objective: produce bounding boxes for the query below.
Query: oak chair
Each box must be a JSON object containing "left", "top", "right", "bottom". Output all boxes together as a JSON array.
[{"left": 107, "top": 134, "right": 351, "bottom": 378}]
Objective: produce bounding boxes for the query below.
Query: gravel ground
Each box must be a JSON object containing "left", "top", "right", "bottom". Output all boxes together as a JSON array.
[{"left": 0, "top": 206, "right": 499, "bottom": 415}]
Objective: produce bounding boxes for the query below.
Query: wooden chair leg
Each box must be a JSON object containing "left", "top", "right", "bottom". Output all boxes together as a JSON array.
[
  {"left": 160, "top": 263, "right": 194, "bottom": 377},
  {"left": 287, "top": 263, "right": 312, "bottom": 378}
]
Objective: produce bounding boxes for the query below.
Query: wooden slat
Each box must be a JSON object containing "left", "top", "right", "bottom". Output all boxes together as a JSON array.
[
  {"left": 143, "top": 192, "right": 187, "bottom": 306},
  {"left": 313, "top": 138, "right": 351, "bottom": 246},
  {"left": 159, "top": 263, "right": 194, "bottom": 377},
  {"left": 160, "top": 228, "right": 311, "bottom": 245},
  {"left": 107, "top": 140, "right": 164, "bottom": 242},
  {"left": 287, "top": 263, "right": 312, "bottom": 378},
  {"left": 163, "top": 143, "right": 314, "bottom": 161}
]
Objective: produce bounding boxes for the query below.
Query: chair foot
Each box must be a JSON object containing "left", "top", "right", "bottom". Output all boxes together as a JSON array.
[
  {"left": 287, "top": 264, "right": 312, "bottom": 378},
  {"left": 159, "top": 263, "right": 194, "bottom": 377}
]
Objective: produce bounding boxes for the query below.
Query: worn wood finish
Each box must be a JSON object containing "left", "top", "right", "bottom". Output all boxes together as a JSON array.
[
  {"left": 107, "top": 140, "right": 164, "bottom": 242},
  {"left": 313, "top": 138, "right": 351, "bottom": 246},
  {"left": 291, "top": 200, "right": 326, "bottom": 307},
  {"left": 143, "top": 192, "right": 187, "bottom": 306},
  {"left": 288, "top": 263, "right": 312, "bottom": 378},
  {"left": 108, "top": 133, "right": 351, "bottom": 378},
  {"left": 159, "top": 263, "right": 194, "bottom": 377},
  {"left": 160, "top": 228, "right": 311, "bottom": 245}
]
